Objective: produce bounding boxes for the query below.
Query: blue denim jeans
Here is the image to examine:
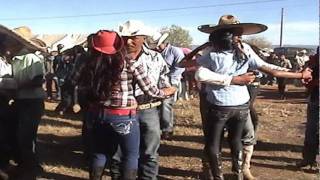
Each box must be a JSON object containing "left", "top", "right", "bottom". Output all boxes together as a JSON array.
[
  {"left": 138, "top": 107, "right": 161, "bottom": 180},
  {"left": 91, "top": 112, "right": 140, "bottom": 176},
  {"left": 112, "top": 107, "right": 161, "bottom": 180},
  {"left": 160, "top": 96, "right": 175, "bottom": 133}
]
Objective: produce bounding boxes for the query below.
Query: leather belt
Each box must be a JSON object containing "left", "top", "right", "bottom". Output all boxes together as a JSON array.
[{"left": 137, "top": 101, "right": 162, "bottom": 110}]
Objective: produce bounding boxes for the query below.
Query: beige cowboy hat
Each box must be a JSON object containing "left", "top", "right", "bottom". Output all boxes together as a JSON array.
[
  {"left": 0, "top": 25, "right": 47, "bottom": 51},
  {"left": 198, "top": 15, "right": 267, "bottom": 35},
  {"left": 118, "top": 20, "right": 154, "bottom": 37},
  {"left": 155, "top": 33, "right": 169, "bottom": 47}
]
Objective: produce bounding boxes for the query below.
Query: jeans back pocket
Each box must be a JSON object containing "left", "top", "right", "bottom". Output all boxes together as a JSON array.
[{"left": 110, "top": 121, "right": 133, "bottom": 135}]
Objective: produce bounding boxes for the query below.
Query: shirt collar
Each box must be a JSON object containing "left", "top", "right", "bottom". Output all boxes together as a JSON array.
[{"left": 142, "top": 45, "right": 150, "bottom": 55}]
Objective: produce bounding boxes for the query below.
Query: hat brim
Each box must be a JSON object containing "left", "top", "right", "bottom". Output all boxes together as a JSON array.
[
  {"left": 93, "top": 47, "right": 118, "bottom": 55},
  {"left": 198, "top": 23, "right": 268, "bottom": 35},
  {"left": 0, "top": 24, "right": 46, "bottom": 52},
  {"left": 156, "top": 33, "right": 169, "bottom": 47}
]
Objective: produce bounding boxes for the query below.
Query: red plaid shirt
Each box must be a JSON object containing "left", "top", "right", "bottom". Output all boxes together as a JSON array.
[{"left": 70, "top": 56, "right": 165, "bottom": 108}]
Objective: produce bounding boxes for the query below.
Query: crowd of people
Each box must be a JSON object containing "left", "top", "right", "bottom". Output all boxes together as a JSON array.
[
  {"left": 263, "top": 49, "right": 312, "bottom": 99},
  {"left": 0, "top": 14, "right": 318, "bottom": 180}
]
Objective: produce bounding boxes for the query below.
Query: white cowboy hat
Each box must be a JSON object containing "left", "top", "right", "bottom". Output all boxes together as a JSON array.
[
  {"left": 118, "top": 20, "right": 154, "bottom": 37},
  {"left": 300, "top": 49, "right": 307, "bottom": 54},
  {"left": 0, "top": 25, "right": 46, "bottom": 51},
  {"left": 198, "top": 15, "right": 267, "bottom": 35},
  {"left": 155, "top": 33, "right": 169, "bottom": 47}
]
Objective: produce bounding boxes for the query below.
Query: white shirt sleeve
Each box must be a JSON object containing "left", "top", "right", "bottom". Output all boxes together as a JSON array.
[{"left": 195, "top": 66, "right": 233, "bottom": 86}]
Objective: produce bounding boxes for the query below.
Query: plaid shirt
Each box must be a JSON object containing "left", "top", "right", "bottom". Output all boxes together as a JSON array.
[
  {"left": 70, "top": 53, "right": 165, "bottom": 108},
  {"left": 134, "top": 46, "right": 171, "bottom": 97}
]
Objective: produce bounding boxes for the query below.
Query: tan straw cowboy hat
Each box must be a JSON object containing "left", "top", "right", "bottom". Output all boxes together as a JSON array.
[
  {"left": 198, "top": 15, "right": 267, "bottom": 35},
  {"left": 0, "top": 25, "right": 46, "bottom": 51}
]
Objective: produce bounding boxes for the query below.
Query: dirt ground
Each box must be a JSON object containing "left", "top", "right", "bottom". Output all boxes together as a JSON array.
[{"left": 36, "top": 85, "right": 319, "bottom": 180}]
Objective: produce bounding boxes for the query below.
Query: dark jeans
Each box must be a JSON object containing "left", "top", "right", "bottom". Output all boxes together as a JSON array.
[
  {"left": 302, "top": 98, "right": 319, "bottom": 162},
  {"left": 248, "top": 85, "right": 259, "bottom": 131},
  {"left": 112, "top": 107, "right": 161, "bottom": 180},
  {"left": 199, "top": 92, "right": 211, "bottom": 159},
  {"left": 15, "top": 99, "right": 44, "bottom": 168},
  {"left": 0, "top": 99, "right": 16, "bottom": 168},
  {"left": 55, "top": 84, "right": 75, "bottom": 113},
  {"left": 91, "top": 113, "right": 140, "bottom": 176},
  {"left": 45, "top": 75, "right": 60, "bottom": 99},
  {"left": 241, "top": 85, "right": 260, "bottom": 146},
  {"left": 277, "top": 78, "right": 286, "bottom": 98},
  {"left": 82, "top": 109, "right": 96, "bottom": 163},
  {"left": 206, "top": 106, "right": 248, "bottom": 155}
]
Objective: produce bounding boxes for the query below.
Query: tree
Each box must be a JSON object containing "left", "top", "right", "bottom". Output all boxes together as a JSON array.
[
  {"left": 160, "top": 25, "right": 193, "bottom": 48},
  {"left": 243, "top": 36, "right": 272, "bottom": 49}
]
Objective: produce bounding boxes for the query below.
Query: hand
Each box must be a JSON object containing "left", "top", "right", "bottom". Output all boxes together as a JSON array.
[
  {"left": 231, "top": 72, "right": 256, "bottom": 85},
  {"left": 73, "top": 104, "right": 81, "bottom": 113},
  {"left": 301, "top": 67, "right": 312, "bottom": 82},
  {"left": 161, "top": 87, "right": 177, "bottom": 96}
]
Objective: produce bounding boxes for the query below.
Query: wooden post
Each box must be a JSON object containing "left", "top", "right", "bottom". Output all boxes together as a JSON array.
[{"left": 280, "top": 8, "right": 284, "bottom": 47}]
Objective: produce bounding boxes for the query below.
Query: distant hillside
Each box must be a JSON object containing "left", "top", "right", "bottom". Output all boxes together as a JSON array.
[
  {"left": 271, "top": 45, "right": 318, "bottom": 50},
  {"left": 191, "top": 44, "right": 318, "bottom": 50}
]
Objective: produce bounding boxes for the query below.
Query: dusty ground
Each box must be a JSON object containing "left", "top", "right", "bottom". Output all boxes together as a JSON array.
[{"left": 36, "top": 85, "right": 319, "bottom": 180}]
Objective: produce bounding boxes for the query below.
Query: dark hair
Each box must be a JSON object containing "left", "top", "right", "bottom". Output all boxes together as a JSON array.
[
  {"left": 86, "top": 49, "right": 125, "bottom": 100},
  {"left": 57, "top": 44, "right": 64, "bottom": 50},
  {"left": 73, "top": 45, "right": 85, "bottom": 54},
  {"left": 209, "top": 28, "right": 244, "bottom": 51},
  {"left": 209, "top": 29, "right": 233, "bottom": 51}
]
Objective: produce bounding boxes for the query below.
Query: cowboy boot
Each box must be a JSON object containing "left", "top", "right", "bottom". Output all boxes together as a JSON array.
[
  {"left": 209, "top": 153, "right": 224, "bottom": 180},
  {"left": 122, "top": 169, "right": 137, "bottom": 180},
  {"left": 231, "top": 151, "right": 244, "bottom": 180},
  {"left": 89, "top": 166, "right": 104, "bottom": 180},
  {"left": 243, "top": 145, "right": 256, "bottom": 180},
  {"left": 202, "top": 159, "right": 214, "bottom": 180},
  {"left": 110, "top": 159, "right": 121, "bottom": 180}
]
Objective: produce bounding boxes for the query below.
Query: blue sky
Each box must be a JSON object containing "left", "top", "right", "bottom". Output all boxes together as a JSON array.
[{"left": 0, "top": 0, "right": 318, "bottom": 45}]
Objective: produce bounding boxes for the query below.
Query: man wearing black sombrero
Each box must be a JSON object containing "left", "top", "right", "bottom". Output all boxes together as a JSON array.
[
  {"left": 194, "top": 15, "right": 312, "bottom": 180},
  {"left": 0, "top": 25, "right": 46, "bottom": 179}
]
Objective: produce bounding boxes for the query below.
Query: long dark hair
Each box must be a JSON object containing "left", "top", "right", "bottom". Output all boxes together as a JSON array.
[
  {"left": 209, "top": 29, "right": 234, "bottom": 51},
  {"left": 86, "top": 48, "right": 125, "bottom": 100}
]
